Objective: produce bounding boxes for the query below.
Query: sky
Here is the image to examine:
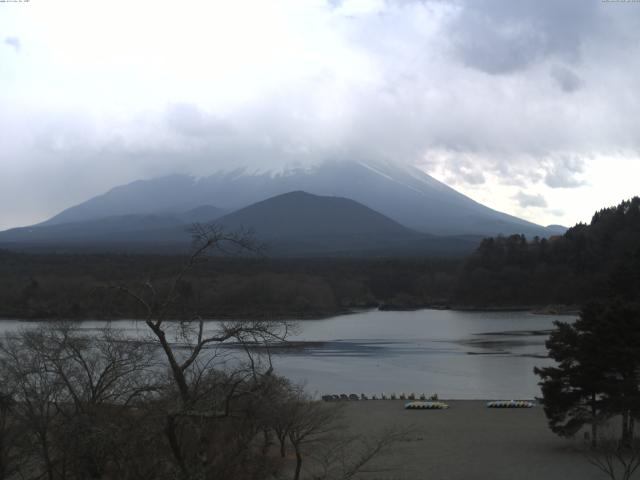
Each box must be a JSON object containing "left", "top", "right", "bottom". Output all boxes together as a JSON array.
[{"left": 1, "top": 0, "right": 640, "bottom": 231}]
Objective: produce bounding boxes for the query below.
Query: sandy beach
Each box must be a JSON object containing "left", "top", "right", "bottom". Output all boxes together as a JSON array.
[{"left": 338, "top": 400, "right": 603, "bottom": 480}]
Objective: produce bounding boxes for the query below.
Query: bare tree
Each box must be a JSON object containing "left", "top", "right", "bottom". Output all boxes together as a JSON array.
[
  {"left": 0, "top": 324, "right": 159, "bottom": 480},
  {"left": 23, "top": 323, "right": 158, "bottom": 411},
  {"left": 0, "top": 390, "right": 24, "bottom": 480},
  {"left": 1, "top": 330, "right": 68, "bottom": 480},
  {"left": 275, "top": 388, "right": 410, "bottom": 480},
  {"left": 0, "top": 224, "right": 404, "bottom": 480},
  {"left": 288, "top": 398, "right": 342, "bottom": 480},
  {"left": 309, "top": 427, "right": 410, "bottom": 480},
  {"left": 114, "top": 224, "right": 293, "bottom": 479},
  {"left": 586, "top": 432, "right": 640, "bottom": 480},
  {"left": 115, "top": 224, "right": 287, "bottom": 404}
]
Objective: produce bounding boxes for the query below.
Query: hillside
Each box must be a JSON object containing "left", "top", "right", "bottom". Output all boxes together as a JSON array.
[
  {"left": 0, "top": 205, "right": 223, "bottom": 253},
  {"left": 215, "top": 191, "right": 480, "bottom": 257},
  {"left": 37, "top": 160, "right": 557, "bottom": 237},
  {"left": 0, "top": 191, "right": 480, "bottom": 257},
  {"left": 454, "top": 197, "right": 640, "bottom": 307}
]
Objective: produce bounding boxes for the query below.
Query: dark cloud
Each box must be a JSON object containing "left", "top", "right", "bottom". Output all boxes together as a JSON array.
[
  {"left": 4, "top": 36, "right": 20, "bottom": 52},
  {"left": 514, "top": 191, "right": 548, "bottom": 209},
  {"left": 449, "top": 0, "right": 600, "bottom": 74},
  {"left": 451, "top": 14, "right": 547, "bottom": 74},
  {"left": 545, "top": 158, "right": 586, "bottom": 188},
  {"left": 2, "top": 0, "right": 640, "bottom": 229},
  {"left": 550, "top": 65, "right": 582, "bottom": 93}
]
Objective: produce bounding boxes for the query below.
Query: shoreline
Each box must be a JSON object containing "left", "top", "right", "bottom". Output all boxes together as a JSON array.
[{"left": 0, "top": 304, "right": 580, "bottom": 322}]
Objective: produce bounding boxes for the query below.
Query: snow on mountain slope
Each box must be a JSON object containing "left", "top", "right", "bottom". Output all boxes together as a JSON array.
[{"left": 38, "top": 160, "right": 551, "bottom": 237}]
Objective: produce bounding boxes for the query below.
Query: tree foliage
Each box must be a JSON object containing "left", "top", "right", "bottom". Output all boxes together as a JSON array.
[
  {"left": 456, "top": 197, "right": 640, "bottom": 306},
  {"left": 535, "top": 300, "right": 640, "bottom": 446}
]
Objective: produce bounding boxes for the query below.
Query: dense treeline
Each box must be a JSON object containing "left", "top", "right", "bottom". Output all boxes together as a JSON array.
[
  {"left": 532, "top": 199, "right": 640, "bottom": 457},
  {"left": 0, "top": 251, "right": 460, "bottom": 320},
  {"left": 1, "top": 197, "right": 638, "bottom": 319},
  {"left": 454, "top": 197, "right": 640, "bottom": 307}
]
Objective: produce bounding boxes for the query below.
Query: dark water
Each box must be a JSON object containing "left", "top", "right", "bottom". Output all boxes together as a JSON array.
[
  {"left": 0, "top": 309, "right": 570, "bottom": 399},
  {"left": 273, "top": 309, "right": 565, "bottom": 399}
]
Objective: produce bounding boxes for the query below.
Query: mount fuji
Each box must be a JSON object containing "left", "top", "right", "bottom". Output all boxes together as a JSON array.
[
  {"left": 0, "top": 160, "right": 563, "bottom": 255},
  {"left": 40, "top": 160, "right": 556, "bottom": 236}
]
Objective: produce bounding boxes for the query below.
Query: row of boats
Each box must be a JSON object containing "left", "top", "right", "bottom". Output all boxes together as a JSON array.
[
  {"left": 321, "top": 394, "right": 536, "bottom": 409},
  {"left": 405, "top": 400, "right": 536, "bottom": 409},
  {"left": 321, "top": 393, "right": 439, "bottom": 402}
]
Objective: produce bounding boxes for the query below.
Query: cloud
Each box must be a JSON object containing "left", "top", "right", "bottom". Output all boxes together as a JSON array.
[
  {"left": 550, "top": 65, "right": 583, "bottom": 93},
  {"left": 458, "top": 169, "right": 485, "bottom": 185},
  {"left": 4, "top": 36, "right": 20, "bottom": 52},
  {"left": 333, "top": 0, "right": 386, "bottom": 16},
  {"left": 545, "top": 158, "right": 586, "bottom": 188},
  {"left": 546, "top": 208, "right": 565, "bottom": 217},
  {"left": 165, "top": 103, "right": 232, "bottom": 139},
  {"left": 514, "top": 191, "right": 548, "bottom": 208},
  {"left": 451, "top": 13, "right": 547, "bottom": 74},
  {"left": 432, "top": 156, "right": 487, "bottom": 186},
  {"left": 1, "top": 0, "right": 640, "bottom": 229},
  {"left": 449, "top": 0, "right": 600, "bottom": 74}
]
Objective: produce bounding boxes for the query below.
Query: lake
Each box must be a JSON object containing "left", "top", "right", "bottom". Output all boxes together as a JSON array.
[{"left": 0, "top": 309, "right": 571, "bottom": 399}]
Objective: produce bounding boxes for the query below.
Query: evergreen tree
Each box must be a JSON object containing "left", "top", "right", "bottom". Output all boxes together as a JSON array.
[
  {"left": 534, "top": 315, "right": 607, "bottom": 446},
  {"left": 535, "top": 300, "right": 640, "bottom": 446}
]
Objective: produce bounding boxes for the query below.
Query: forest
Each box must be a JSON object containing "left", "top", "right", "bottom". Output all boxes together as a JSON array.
[
  {"left": 0, "top": 197, "right": 638, "bottom": 320},
  {"left": 0, "top": 252, "right": 459, "bottom": 320},
  {"left": 455, "top": 197, "right": 640, "bottom": 308}
]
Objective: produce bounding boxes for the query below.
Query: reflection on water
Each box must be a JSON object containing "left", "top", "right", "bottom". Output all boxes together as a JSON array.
[
  {"left": 272, "top": 309, "right": 569, "bottom": 399},
  {"left": 0, "top": 309, "right": 574, "bottom": 399}
]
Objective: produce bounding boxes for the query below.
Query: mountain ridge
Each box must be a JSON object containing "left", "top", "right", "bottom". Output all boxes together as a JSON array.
[
  {"left": 0, "top": 191, "right": 481, "bottom": 257},
  {"left": 36, "top": 160, "right": 560, "bottom": 238}
]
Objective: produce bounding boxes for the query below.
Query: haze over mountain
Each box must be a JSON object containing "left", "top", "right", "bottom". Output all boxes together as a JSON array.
[
  {"left": 39, "top": 160, "right": 561, "bottom": 237},
  {"left": 0, "top": 191, "right": 482, "bottom": 256},
  {"left": 0, "top": 206, "right": 224, "bottom": 252}
]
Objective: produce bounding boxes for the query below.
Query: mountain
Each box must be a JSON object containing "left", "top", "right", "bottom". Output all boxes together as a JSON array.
[
  {"left": 39, "top": 160, "right": 558, "bottom": 237},
  {"left": 217, "top": 191, "right": 414, "bottom": 239},
  {"left": 176, "top": 205, "right": 225, "bottom": 224},
  {"left": 544, "top": 224, "right": 568, "bottom": 236},
  {"left": 215, "top": 191, "right": 469, "bottom": 256},
  {"left": 0, "top": 205, "right": 223, "bottom": 253},
  {"left": 0, "top": 191, "right": 480, "bottom": 256}
]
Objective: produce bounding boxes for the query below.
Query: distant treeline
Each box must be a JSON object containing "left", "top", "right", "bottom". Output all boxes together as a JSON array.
[
  {"left": 454, "top": 197, "right": 640, "bottom": 307},
  {"left": 1, "top": 197, "right": 638, "bottom": 320},
  {"left": 0, "top": 252, "right": 460, "bottom": 320}
]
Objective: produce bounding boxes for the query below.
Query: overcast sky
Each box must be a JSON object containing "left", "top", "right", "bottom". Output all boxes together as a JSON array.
[{"left": 1, "top": 0, "right": 640, "bottom": 230}]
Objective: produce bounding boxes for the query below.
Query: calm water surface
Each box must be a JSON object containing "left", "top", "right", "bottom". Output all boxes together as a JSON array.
[{"left": 0, "top": 309, "right": 572, "bottom": 399}]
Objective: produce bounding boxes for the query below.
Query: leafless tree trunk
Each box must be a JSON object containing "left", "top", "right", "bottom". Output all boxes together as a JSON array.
[
  {"left": 113, "top": 224, "right": 293, "bottom": 479},
  {"left": 0, "top": 391, "right": 22, "bottom": 480},
  {"left": 283, "top": 388, "right": 401, "bottom": 480},
  {"left": 586, "top": 431, "right": 640, "bottom": 480},
  {"left": 0, "top": 323, "right": 159, "bottom": 480}
]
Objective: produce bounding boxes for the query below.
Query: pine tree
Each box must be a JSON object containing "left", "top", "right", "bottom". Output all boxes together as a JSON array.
[{"left": 535, "top": 300, "right": 640, "bottom": 446}]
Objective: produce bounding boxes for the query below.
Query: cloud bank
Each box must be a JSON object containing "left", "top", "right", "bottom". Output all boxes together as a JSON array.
[{"left": 1, "top": 0, "right": 639, "bottom": 229}]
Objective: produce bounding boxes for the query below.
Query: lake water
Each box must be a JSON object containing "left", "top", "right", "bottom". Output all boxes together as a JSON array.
[{"left": 0, "top": 309, "right": 572, "bottom": 399}]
